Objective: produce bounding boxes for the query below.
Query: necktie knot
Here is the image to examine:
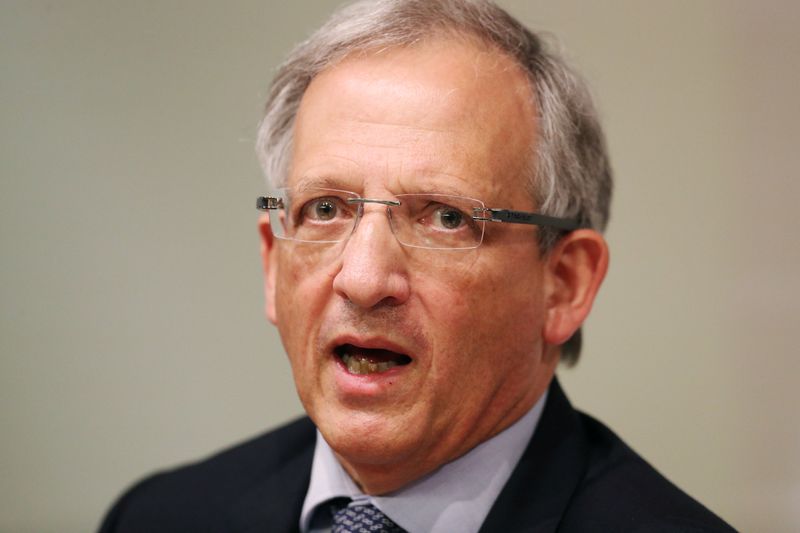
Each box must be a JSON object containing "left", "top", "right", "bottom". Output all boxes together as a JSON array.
[{"left": 331, "top": 502, "right": 406, "bottom": 533}]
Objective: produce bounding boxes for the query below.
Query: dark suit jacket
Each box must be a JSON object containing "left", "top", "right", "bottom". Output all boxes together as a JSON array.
[{"left": 98, "top": 380, "right": 736, "bottom": 532}]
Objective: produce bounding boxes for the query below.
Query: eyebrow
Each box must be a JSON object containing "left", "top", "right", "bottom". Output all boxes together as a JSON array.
[
  {"left": 292, "top": 175, "right": 356, "bottom": 192},
  {"left": 290, "top": 173, "right": 487, "bottom": 200},
  {"left": 395, "top": 174, "right": 485, "bottom": 198}
]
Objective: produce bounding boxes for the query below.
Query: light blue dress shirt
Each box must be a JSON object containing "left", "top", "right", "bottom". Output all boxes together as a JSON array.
[{"left": 300, "top": 390, "right": 547, "bottom": 533}]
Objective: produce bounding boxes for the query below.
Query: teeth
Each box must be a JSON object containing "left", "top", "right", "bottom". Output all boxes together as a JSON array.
[{"left": 341, "top": 354, "right": 399, "bottom": 375}]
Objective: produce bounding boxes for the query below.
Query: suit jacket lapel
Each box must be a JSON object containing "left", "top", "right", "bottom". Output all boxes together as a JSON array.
[
  {"left": 479, "top": 378, "right": 589, "bottom": 533},
  {"left": 226, "top": 425, "right": 316, "bottom": 533}
]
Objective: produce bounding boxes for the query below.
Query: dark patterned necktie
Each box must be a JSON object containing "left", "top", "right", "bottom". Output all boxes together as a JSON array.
[{"left": 331, "top": 502, "right": 406, "bottom": 533}]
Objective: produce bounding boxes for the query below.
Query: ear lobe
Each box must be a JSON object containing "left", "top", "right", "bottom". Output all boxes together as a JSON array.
[
  {"left": 542, "top": 229, "right": 609, "bottom": 346},
  {"left": 258, "top": 214, "right": 279, "bottom": 325}
]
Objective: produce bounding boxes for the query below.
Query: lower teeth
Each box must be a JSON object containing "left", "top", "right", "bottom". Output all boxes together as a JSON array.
[{"left": 341, "top": 354, "right": 398, "bottom": 375}]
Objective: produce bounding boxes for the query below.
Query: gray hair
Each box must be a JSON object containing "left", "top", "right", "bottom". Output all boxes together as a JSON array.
[{"left": 256, "top": 0, "right": 612, "bottom": 365}]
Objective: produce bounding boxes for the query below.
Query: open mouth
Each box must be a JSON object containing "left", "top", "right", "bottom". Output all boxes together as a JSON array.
[{"left": 335, "top": 343, "right": 412, "bottom": 375}]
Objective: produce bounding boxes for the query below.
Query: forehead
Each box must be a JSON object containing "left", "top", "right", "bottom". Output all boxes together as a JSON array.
[{"left": 290, "top": 37, "right": 538, "bottom": 203}]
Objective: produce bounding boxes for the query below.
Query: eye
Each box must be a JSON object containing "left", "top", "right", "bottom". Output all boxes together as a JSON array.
[
  {"left": 432, "top": 206, "right": 465, "bottom": 230},
  {"left": 302, "top": 197, "right": 341, "bottom": 221}
]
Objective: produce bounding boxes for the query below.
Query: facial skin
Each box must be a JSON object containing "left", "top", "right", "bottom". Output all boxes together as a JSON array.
[{"left": 259, "top": 36, "right": 608, "bottom": 494}]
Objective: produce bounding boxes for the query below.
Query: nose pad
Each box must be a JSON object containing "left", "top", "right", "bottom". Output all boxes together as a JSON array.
[
  {"left": 349, "top": 201, "right": 364, "bottom": 236},
  {"left": 385, "top": 206, "right": 395, "bottom": 234},
  {"left": 376, "top": 206, "right": 398, "bottom": 245}
]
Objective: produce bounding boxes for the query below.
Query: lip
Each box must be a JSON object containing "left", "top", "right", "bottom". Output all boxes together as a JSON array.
[
  {"left": 325, "top": 334, "right": 417, "bottom": 395},
  {"left": 327, "top": 334, "right": 415, "bottom": 359}
]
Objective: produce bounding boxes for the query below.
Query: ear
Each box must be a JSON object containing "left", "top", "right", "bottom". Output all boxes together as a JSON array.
[
  {"left": 258, "top": 214, "right": 279, "bottom": 325},
  {"left": 542, "top": 229, "right": 609, "bottom": 346}
]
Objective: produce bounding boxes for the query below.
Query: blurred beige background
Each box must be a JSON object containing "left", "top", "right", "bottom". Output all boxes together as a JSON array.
[{"left": 1, "top": 1, "right": 798, "bottom": 531}]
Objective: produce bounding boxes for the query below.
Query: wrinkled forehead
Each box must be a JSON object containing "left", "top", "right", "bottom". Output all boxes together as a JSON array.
[{"left": 289, "top": 36, "right": 538, "bottom": 203}]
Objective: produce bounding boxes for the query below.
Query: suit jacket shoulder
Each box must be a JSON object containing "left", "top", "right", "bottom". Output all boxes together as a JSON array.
[
  {"left": 559, "top": 413, "right": 733, "bottom": 532},
  {"left": 99, "top": 382, "right": 736, "bottom": 533},
  {"left": 479, "top": 380, "right": 736, "bottom": 533},
  {"left": 98, "top": 417, "right": 316, "bottom": 533}
]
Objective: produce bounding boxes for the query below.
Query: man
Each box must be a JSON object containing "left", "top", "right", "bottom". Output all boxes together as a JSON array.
[{"left": 100, "top": 1, "right": 735, "bottom": 531}]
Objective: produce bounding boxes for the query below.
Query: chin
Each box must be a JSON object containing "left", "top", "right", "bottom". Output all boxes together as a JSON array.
[{"left": 316, "top": 407, "right": 423, "bottom": 468}]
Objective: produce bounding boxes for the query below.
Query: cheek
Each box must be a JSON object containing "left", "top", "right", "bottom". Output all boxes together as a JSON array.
[
  {"left": 418, "top": 261, "right": 479, "bottom": 323},
  {"left": 445, "top": 258, "right": 546, "bottom": 367},
  {"left": 275, "top": 248, "right": 330, "bottom": 310},
  {"left": 417, "top": 265, "right": 491, "bottom": 377},
  {"left": 274, "top": 252, "right": 334, "bottom": 359}
]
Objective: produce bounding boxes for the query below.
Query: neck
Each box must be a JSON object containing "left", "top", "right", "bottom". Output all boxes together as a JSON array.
[{"left": 334, "top": 371, "right": 555, "bottom": 495}]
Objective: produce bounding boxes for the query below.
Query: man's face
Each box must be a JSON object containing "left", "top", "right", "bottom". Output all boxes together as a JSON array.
[{"left": 262, "top": 38, "right": 560, "bottom": 492}]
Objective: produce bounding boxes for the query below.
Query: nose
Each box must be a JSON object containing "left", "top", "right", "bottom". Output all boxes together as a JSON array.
[{"left": 332, "top": 207, "right": 410, "bottom": 308}]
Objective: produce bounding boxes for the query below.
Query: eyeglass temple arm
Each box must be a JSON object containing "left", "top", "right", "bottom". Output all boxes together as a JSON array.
[{"left": 473, "top": 208, "right": 583, "bottom": 231}]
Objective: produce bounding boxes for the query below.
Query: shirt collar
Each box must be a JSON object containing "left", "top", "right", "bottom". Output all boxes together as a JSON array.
[{"left": 300, "top": 390, "right": 548, "bottom": 533}]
